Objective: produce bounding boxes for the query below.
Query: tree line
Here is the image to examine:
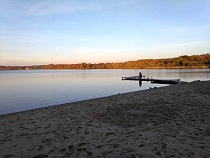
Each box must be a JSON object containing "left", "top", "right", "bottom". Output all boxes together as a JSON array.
[{"left": 1, "top": 53, "right": 210, "bottom": 70}]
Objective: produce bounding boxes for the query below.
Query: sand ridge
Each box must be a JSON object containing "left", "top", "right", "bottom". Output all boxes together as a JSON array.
[{"left": 0, "top": 81, "right": 210, "bottom": 157}]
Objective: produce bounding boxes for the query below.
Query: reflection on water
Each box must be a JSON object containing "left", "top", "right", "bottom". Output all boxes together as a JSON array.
[{"left": 0, "top": 69, "right": 209, "bottom": 115}]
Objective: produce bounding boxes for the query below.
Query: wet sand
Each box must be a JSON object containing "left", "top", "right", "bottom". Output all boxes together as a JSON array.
[{"left": 0, "top": 81, "right": 210, "bottom": 158}]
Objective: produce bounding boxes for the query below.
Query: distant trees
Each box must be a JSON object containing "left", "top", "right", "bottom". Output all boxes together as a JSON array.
[{"left": 0, "top": 53, "right": 209, "bottom": 70}]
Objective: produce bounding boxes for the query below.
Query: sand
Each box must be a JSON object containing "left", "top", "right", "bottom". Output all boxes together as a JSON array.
[{"left": 0, "top": 81, "right": 210, "bottom": 158}]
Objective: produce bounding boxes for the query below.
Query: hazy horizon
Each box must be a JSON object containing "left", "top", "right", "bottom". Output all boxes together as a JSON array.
[
  {"left": 0, "top": 53, "right": 209, "bottom": 67},
  {"left": 1, "top": 0, "right": 210, "bottom": 66}
]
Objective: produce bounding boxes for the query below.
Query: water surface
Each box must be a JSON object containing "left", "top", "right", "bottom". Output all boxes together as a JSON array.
[{"left": 0, "top": 69, "right": 209, "bottom": 115}]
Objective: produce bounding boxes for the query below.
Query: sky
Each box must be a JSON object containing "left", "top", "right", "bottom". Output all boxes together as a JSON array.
[{"left": 0, "top": 0, "right": 210, "bottom": 66}]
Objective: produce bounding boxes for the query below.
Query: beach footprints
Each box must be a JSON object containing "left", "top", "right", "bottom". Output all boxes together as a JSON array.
[
  {"left": 33, "top": 154, "right": 48, "bottom": 158},
  {"left": 65, "top": 143, "right": 93, "bottom": 157}
]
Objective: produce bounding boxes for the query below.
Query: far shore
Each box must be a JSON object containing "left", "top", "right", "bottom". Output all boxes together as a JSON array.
[
  {"left": 0, "top": 66, "right": 209, "bottom": 71},
  {"left": 0, "top": 81, "right": 210, "bottom": 157}
]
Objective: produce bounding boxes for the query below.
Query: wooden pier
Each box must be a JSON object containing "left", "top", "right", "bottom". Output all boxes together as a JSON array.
[{"left": 122, "top": 73, "right": 184, "bottom": 85}]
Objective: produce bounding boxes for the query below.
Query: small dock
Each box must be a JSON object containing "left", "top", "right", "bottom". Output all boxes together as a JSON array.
[{"left": 122, "top": 72, "right": 185, "bottom": 85}]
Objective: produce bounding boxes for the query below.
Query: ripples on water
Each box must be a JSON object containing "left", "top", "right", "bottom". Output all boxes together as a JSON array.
[{"left": 0, "top": 69, "right": 209, "bottom": 115}]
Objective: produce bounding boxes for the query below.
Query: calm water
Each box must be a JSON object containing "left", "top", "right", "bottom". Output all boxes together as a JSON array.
[{"left": 0, "top": 69, "right": 210, "bottom": 115}]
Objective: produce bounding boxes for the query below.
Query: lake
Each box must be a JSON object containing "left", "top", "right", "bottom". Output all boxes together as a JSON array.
[{"left": 0, "top": 69, "right": 210, "bottom": 115}]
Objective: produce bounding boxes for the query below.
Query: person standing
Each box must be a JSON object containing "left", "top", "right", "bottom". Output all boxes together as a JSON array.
[{"left": 139, "top": 72, "right": 142, "bottom": 79}]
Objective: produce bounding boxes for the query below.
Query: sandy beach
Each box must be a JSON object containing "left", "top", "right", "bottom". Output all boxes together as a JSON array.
[{"left": 0, "top": 81, "right": 210, "bottom": 158}]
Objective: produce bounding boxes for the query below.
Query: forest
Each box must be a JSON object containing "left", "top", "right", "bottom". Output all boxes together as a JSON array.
[{"left": 0, "top": 53, "right": 210, "bottom": 70}]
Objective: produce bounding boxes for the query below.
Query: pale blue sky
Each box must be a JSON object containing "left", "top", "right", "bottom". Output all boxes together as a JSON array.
[{"left": 0, "top": 0, "right": 210, "bottom": 66}]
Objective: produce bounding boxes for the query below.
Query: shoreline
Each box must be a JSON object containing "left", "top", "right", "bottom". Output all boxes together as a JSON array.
[
  {"left": 0, "top": 66, "right": 209, "bottom": 71},
  {"left": 1, "top": 81, "right": 210, "bottom": 157}
]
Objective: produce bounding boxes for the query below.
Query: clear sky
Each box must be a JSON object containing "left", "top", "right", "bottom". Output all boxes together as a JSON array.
[{"left": 0, "top": 0, "right": 210, "bottom": 66}]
